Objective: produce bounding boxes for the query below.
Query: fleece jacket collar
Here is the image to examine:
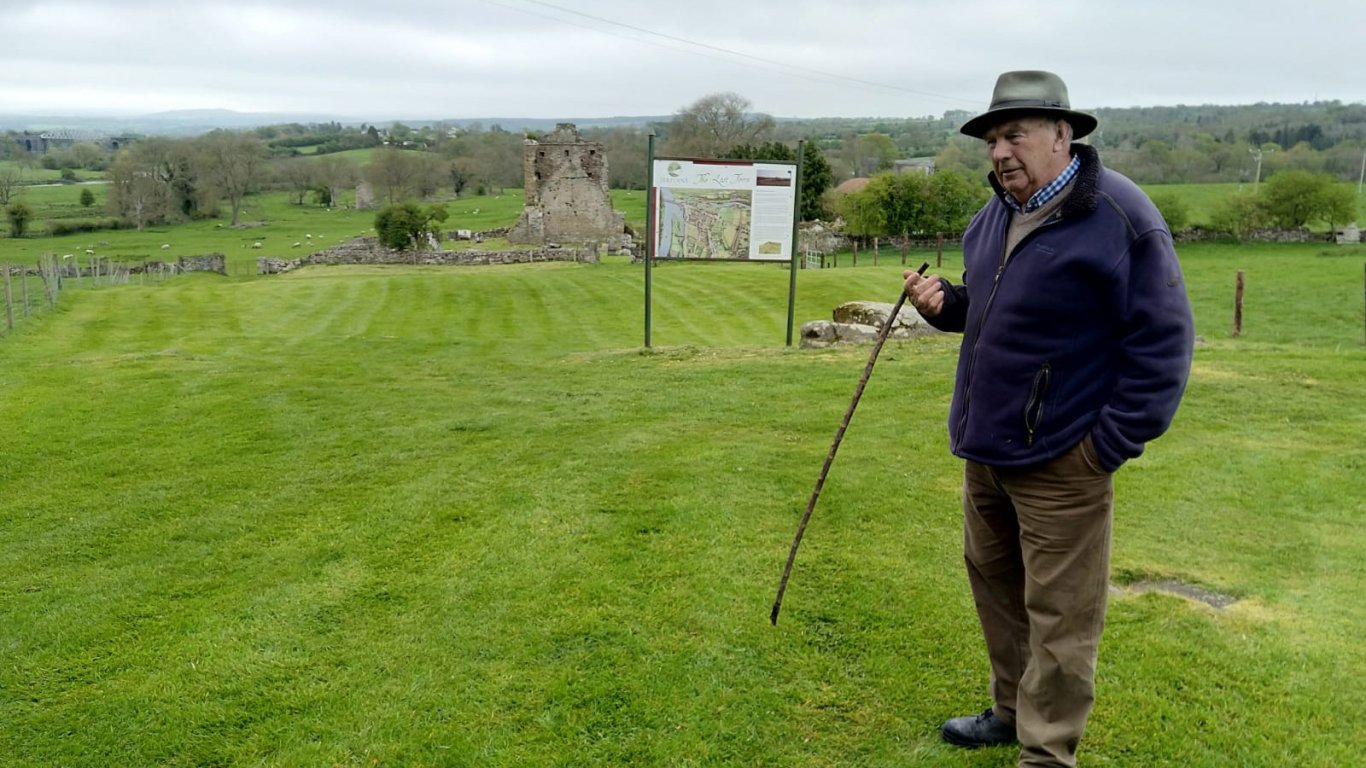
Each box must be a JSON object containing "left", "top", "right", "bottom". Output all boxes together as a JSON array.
[{"left": 987, "top": 143, "right": 1101, "bottom": 220}]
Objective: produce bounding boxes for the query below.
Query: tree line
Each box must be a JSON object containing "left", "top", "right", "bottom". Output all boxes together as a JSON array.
[{"left": 6, "top": 93, "right": 1364, "bottom": 241}]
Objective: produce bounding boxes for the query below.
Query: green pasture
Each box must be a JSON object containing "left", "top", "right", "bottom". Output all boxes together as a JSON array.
[
  {"left": 0, "top": 159, "right": 98, "bottom": 185},
  {"left": 1142, "top": 182, "right": 1366, "bottom": 229},
  {"left": 323, "top": 147, "right": 378, "bottom": 164},
  {"left": 1140, "top": 183, "right": 1242, "bottom": 227},
  {"left": 2, "top": 179, "right": 1351, "bottom": 275},
  {"left": 1, "top": 239, "right": 1363, "bottom": 766},
  {"left": 0, "top": 189, "right": 649, "bottom": 274},
  {"left": 5, "top": 181, "right": 111, "bottom": 223}
]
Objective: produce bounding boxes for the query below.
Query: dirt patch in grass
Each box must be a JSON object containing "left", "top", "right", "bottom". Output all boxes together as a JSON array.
[{"left": 1114, "top": 579, "right": 1239, "bottom": 609}]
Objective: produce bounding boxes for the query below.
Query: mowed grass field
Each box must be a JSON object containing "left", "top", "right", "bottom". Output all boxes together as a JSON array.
[{"left": 1, "top": 233, "right": 1364, "bottom": 766}]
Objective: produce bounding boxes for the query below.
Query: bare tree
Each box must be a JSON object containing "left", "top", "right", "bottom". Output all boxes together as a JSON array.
[
  {"left": 197, "top": 131, "right": 265, "bottom": 226},
  {"left": 664, "top": 92, "right": 775, "bottom": 157},
  {"left": 413, "top": 152, "right": 449, "bottom": 199},
  {"left": 313, "top": 154, "right": 360, "bottom": 209},
  {"left": 107, "top": 154, "right": 170, "bottom": 231},
  {"left": 0, "top": 164, "right": 21, "bottom": 206},
  {"left": 277, "top": 157, "right": 314, "bottom": 205},
  {"left": 440, "top": 129, "right": 523, "bottom": 195},
  {"left": 592, "top": 127, "right": 648, "bottom": 189},
  {"left": 126, "top": 137, "right": 206, "bottom": 218},
  {"left": 366, "top": 148, "right": 427, "bottom": 204}
]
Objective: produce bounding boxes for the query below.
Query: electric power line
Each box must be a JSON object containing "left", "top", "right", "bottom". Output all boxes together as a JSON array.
[{"left": 486, "top": 0, "right": 977, "bottom": 108}]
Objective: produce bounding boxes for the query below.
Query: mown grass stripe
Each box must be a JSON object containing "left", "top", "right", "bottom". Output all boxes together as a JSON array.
[{"left": 1, "top": 243, "right": 1363, "bottom": 766}]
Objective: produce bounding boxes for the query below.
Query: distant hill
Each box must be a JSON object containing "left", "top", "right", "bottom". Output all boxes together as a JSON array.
[
  {"left": 433, "top": 116, "right": 672, "bottom": 132},
  {"left": 0, "top": 110, "right": 672, "bottom": 136}
]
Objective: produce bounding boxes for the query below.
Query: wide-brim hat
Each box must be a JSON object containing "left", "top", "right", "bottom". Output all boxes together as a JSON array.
[{"left": 960, "top": 70, "right": 1097, "bottom": 140}]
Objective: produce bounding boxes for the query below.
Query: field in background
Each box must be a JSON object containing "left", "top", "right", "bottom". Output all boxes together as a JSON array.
[
  {"left": 1, "top": 239, "right": 1363, "bottom": 766},
  {"left": 0, "top": 189, "right": 650, "bottom": 275},
  {"left": 0, "top": 159, "right": 104, "bottom": 185},
  {"left": 1141, "top": 181, "right": 1366, "bottom": 228}
]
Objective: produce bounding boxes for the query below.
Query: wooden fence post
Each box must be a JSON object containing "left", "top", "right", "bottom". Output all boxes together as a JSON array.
[
  {"left": 21, "top": 266, "right": 30, "bottom": 317},
  {"left": 1233, "top": 270, "right": 1245, "bottom": 338},
  {"left": 936, "top": 233, "right": 944, "bottom": 268},
  {"left": 44, "top": 256, "right": 58, "bottom": 306},
  {"left": 3, "top": 263, "right": 13, "bottom": 332}
]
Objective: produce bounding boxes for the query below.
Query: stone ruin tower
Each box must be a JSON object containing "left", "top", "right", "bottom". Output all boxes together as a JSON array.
[{"left": 507, "top": 123, "right": 625, "bottom": 244}]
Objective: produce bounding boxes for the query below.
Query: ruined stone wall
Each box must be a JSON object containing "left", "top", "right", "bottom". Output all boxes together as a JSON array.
[
  {"left": 257, "top": 238, "right": 599, "bottom": 274},
  {"left": 508, "top": 123, "right": 625, "bottom": 244},
  {"left": 1173, "top": 227, "right": 1314, "bottom": 244},
  {"left": 176, "top": 254, "right": 227, "bottom": 274}
]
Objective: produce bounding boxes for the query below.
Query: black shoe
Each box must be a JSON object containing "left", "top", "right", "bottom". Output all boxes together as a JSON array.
[{"left": 940, "top": 708, "right": 1018, "bottom": 748}]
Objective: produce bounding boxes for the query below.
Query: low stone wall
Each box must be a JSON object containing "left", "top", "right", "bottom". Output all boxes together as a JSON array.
[
  {"left": 5, "top": 254, "right": 226, "bottom": 278},
  {"left": 446, "top": 226, "right": 511, "bottom": 241},
  {"left": 174, "top": 254, "right": 227, "bottom": 274},
  {"left": 1174, "top": 227, "right": 1313, "bottom": 244},
  {"left": 257, "top": 238, "right": 598, "bottom": 275}
]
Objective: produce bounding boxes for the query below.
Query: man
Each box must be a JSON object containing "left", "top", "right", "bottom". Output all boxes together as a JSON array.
[{"left": 903, "top": 71, "right": 1194, "bottom": 767}]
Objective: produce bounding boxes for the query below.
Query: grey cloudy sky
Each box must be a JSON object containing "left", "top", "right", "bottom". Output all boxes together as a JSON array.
[{"left": 4, "top": 0, "right": 1363, "bottom": 119}]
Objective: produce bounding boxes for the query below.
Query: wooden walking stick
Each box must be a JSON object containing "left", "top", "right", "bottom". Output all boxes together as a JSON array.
[{"left": 770, "top": 262, "right": 930, "bottom": 625}]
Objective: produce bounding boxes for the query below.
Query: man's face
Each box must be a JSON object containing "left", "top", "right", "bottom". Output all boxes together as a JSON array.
[{"left": 983, "top": 117, "right": 1070, "bottom": 204}]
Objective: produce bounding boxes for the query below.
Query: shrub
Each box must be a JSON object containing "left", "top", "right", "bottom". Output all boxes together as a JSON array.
[
  {"left": 7, "top": 201, "right": 33, "bottom": 237},
  {"left": 375, "top": 202, "right": 447, "bottom": 250},
  {"left": 47, "top": 219, "right": 125, "bottom": 237},
  {"left": 79, "top": 187, "right": 96, "bottom": 207},
  {"left": 375, "top": 203, "right": 428, "bottom": 250},
  {"left": 1261, "top": 171, "right": 1356, "bottom": 230},
  {"left": 1208, "top": 192, "right": 1269, "bottom": 239},
  {"left": 1150, "top": 193, "right": 1191, "bottom": 233}
]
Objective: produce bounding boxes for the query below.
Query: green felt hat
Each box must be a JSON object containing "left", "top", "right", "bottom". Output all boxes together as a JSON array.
[{"left": 960, "top": 70, "right": 1097, "bottom": 140}]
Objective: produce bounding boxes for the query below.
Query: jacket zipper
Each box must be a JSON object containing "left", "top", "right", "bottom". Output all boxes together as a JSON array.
[
  {"left": 954, "top": 211, "right": 1063, "bottom": 448},
  {"left": 1024, "top": 362, "right": 1052, "bottom": 447}
]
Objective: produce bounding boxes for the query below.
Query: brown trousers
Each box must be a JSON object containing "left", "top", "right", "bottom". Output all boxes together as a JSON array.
[{"left": 962, "top": 435, "right": 1114, "bottom": 768}]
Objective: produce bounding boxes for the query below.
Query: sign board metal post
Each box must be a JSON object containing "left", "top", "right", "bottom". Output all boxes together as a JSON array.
[
  {"left": 644, "top": 133, "right": 656, "bottom": 348},
  {"left": 785, "top": 140, "right": 805, "bottom": 347}
]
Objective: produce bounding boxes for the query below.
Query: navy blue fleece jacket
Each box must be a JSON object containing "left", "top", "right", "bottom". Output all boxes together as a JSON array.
[{"left": 927, "top": 144, "right": 1194, "bottom": 471}]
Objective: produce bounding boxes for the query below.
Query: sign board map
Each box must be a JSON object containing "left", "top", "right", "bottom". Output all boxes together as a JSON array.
[{"left": 651, "top": 159, "right": 796, "bottom": 262}]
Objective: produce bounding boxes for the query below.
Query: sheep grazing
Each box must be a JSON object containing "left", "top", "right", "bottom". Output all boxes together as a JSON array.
[
  {"left": 160, "top": 244, "right": 171, "bottom": 250},
  {"left": 292, "top": 242, "right": 302, "bottom": 248},
  {"left": 85, "top": 249, "right": 94, "bottom": 255},
  {"left": 252, "top": 242, "right": 263, "bottom": 249},
  {"left": 305, "top": 234, "right": 312, "bottom": 239}
]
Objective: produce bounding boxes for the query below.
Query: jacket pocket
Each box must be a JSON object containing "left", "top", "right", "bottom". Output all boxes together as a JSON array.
[
  {"left": 1080, "top": 433, "right": 1108, "bottom": 474},
  {"left": 1023, "top": 362, "right": 1051, "bottom": 447}
]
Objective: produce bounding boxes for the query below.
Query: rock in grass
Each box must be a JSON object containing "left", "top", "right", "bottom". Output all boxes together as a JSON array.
[
  {"left": 800, "top": 302, "right": 941, "bottom": 348},
  {"left": 833, "top": 301, "right": 933, "bottom": 333}
]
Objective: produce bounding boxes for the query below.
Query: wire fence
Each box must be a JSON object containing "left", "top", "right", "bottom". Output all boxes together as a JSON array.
[{"left": 1, "top": 255, "right": 200, "bottom": 339}]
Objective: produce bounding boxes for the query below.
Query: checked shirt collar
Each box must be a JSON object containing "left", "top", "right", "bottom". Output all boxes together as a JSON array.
[{"left": 1002, "top": 152, "right": 1081, "bottom": 214}]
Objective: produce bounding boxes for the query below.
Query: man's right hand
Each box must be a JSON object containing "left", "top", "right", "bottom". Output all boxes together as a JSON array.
[{"left": 903, "top": 270, "right": 945, "bottom": 317}]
